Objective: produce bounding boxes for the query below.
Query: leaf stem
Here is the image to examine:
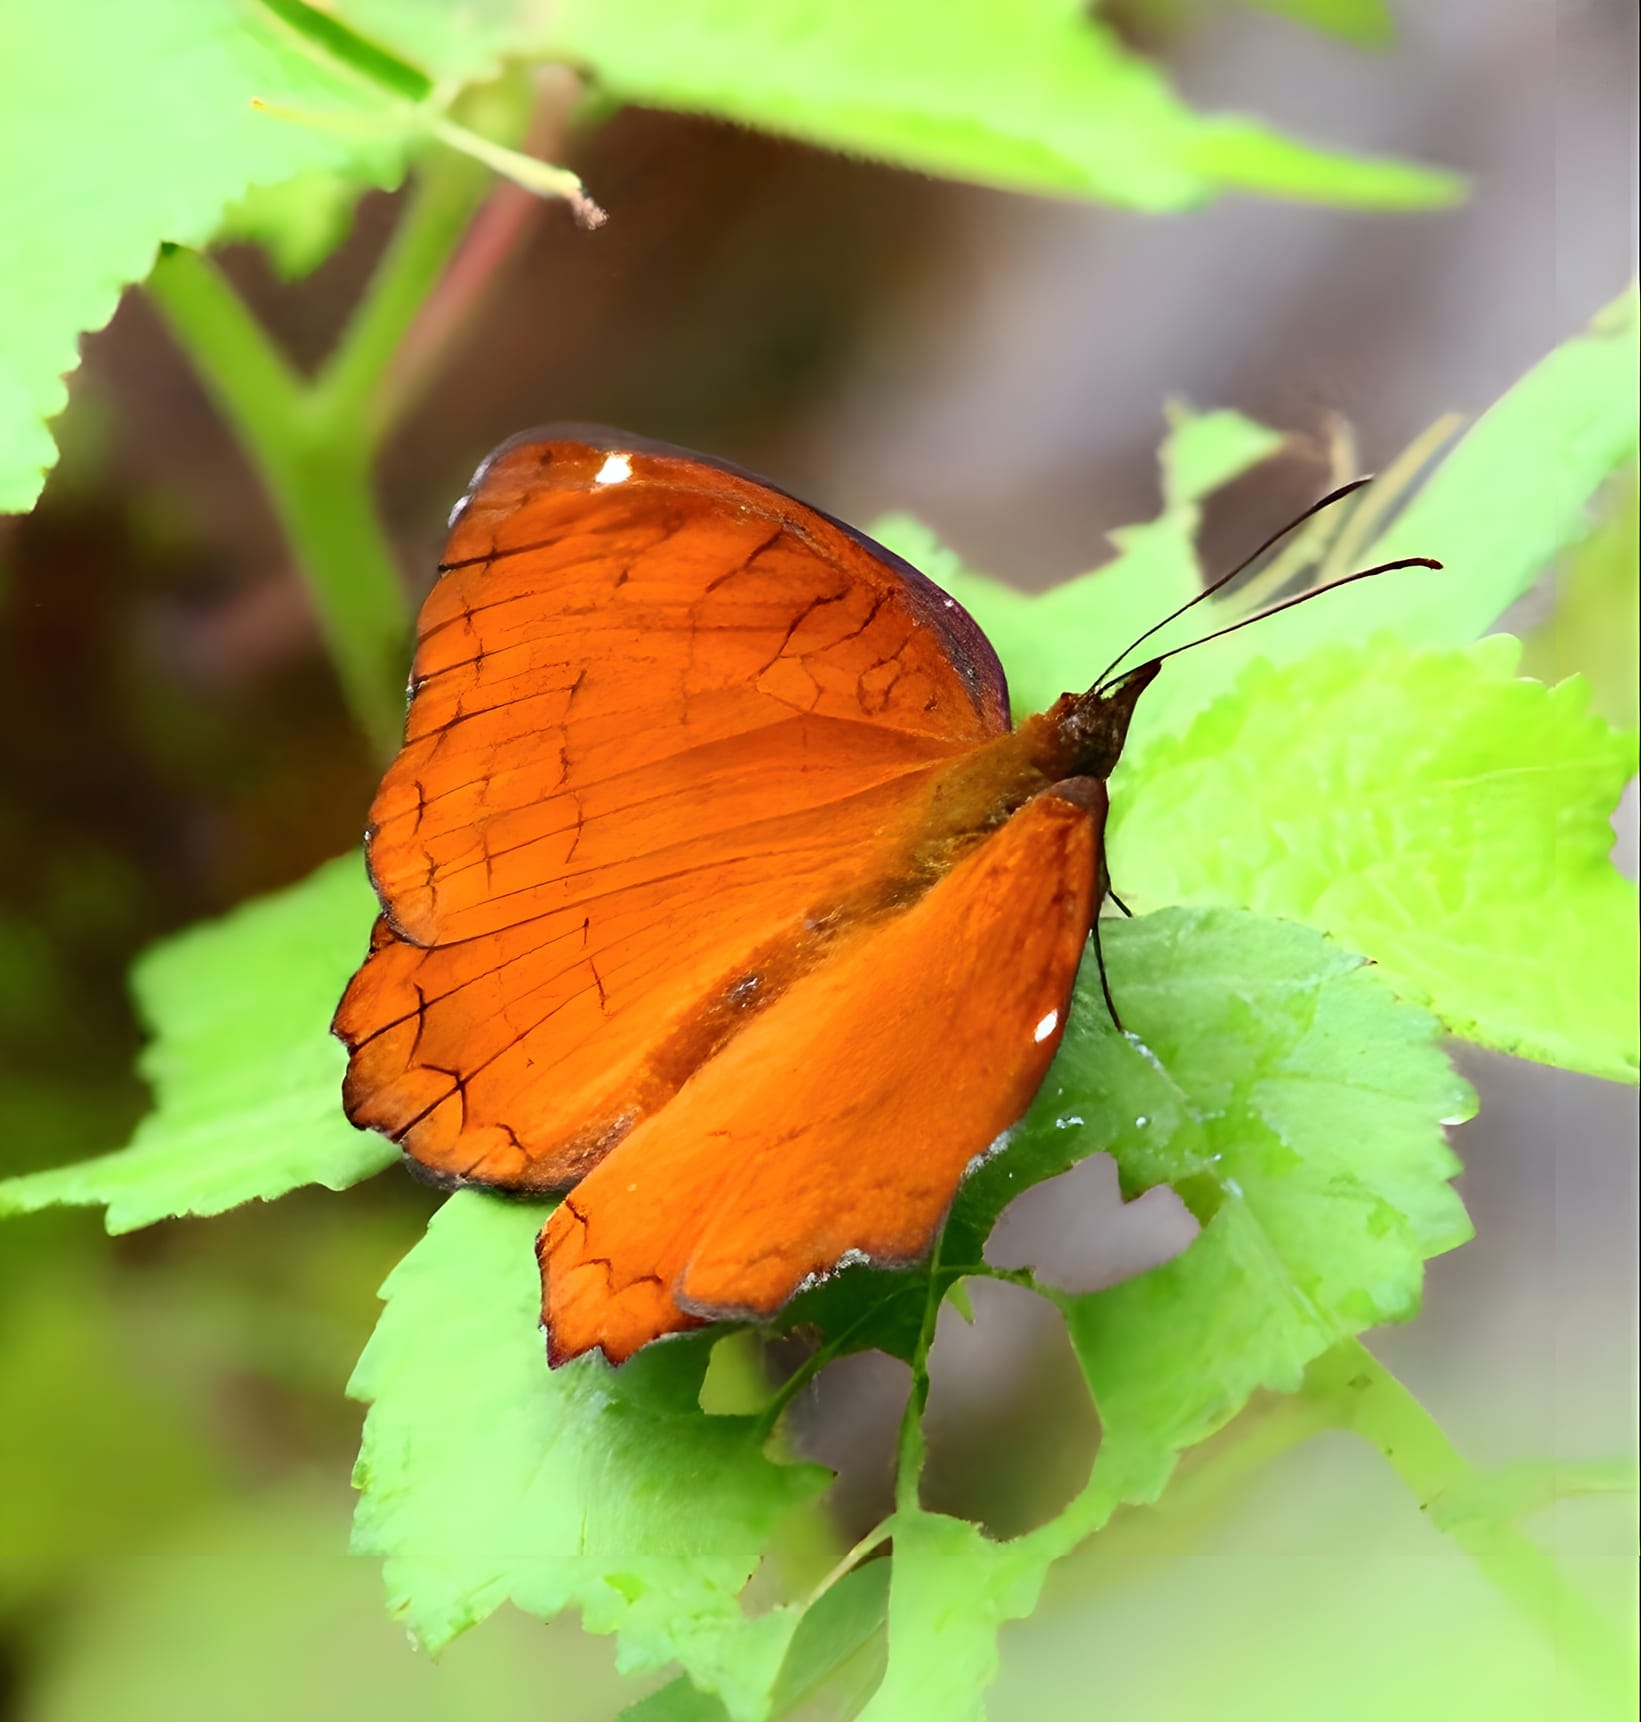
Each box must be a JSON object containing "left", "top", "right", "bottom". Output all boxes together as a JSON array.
[
  {"left": 893, "top": 1233, "right": 950, "bottom": 1515},
  {"left": 371, "top": 71, "right": 583, "bottom": 438},
  {"left": 147, "top": 247, "right": 408, "bottom": 758},
  {"left": 424, "top": 111, "right": 604, "bottom": 226},
  {"left": 315, "top": 76, "right": 530, "bottom": 449},
  {"left": 313, "top": 149, "right": 494, "bottom": 449},
  {"left": 1309, "top": 1339, "right": 1633, "bottom": 1709},
  {"left": 753, "top": 1323, "right": 868, "bottom": 1445},
  {"left": 145, "top": 78, "right": 532, "bottom": 761},
  {"left": 803, "top": 1523, "right": 894, "bottom": 1613},
  {"left": 373, "top": 174, "right": 542, "bottom": 438}
]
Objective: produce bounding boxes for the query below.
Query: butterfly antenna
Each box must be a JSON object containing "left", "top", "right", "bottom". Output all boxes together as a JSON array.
[
  {"left": 1091, "top": 908, "right": 1123, "bottom": 1033},
  {"left": 1125, "top": 554, "right": 1441, "bottom": 678},
  {"left": 1092, "top": 476, "right": 1373, "bottom": 691}
]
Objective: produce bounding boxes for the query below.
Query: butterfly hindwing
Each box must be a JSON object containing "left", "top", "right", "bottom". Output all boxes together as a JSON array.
[{"left": 538, "top": 783, "right": 1100, "bottom": 1363}]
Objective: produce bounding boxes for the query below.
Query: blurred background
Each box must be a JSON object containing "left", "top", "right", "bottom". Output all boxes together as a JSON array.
[{"left": 0, "top": 1, "right": 1635, "bottom": 1717}]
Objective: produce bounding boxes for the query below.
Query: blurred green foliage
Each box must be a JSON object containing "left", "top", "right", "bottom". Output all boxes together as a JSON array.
[{"left": 22, "top": 1484, "right": 645, "bottom": 1722}]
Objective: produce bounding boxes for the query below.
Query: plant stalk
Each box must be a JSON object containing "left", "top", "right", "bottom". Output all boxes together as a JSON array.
[
  {"left": 1309, "top": 1339, "right": 1634, "bottom": 1709},
  {"left": 145, "top": 77, "right": 531, "bottom": 760},
  {"left": 146, "top": 247, "right": 408, "bottom": 758}
]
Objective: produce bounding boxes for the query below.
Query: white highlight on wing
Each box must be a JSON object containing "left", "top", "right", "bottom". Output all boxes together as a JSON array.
[
  {"left": 593, "top": 452, "right": 633, "bottom": 486},
  {"left": 1033, "top": 1010, "right": 1059, "bottom": 1044}
]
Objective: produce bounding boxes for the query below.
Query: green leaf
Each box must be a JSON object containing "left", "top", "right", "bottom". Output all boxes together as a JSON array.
[
  {"left": 1159, "top": 402, "right": 1289, "bottom": 510},
  {"left": 1110, "top": 638, "right": 1641, "bottom": 1081},
  {"left": 1040, "top": 908, "right": 1469, "bottom": 1508},
  {"left": 309, "top": 0, "right": 1456, "bottom": 214},
  {"left": 858, "top": 1512, "right": 1047, "bottom": 1722},
  {"left": 0, "top": 856, "right": 390, "bottom": 1230},
  {"left": 538, "top": 0, "right": 1459, "bottom": 212},
  {"left": 614, "top": 1561, "right": 890, "bottom": 1722},
  {"left": 769, "top": 1560, "right": 892, "bottom": 1719},
  {"left": 0, "top": 0, "right": 1464, "bottom": 514},
  {"left": 616, "top": 1678, "right": 731, "bottom": 1722},
  {"left": 872, "top": 404, "right": 1284, "bottom": 719},
  {"left": 0, "top": 0, "right": 414, "bottom": 513},
  {"left": 349, "top": 1190, "right": 830, "bottom": 1722}
]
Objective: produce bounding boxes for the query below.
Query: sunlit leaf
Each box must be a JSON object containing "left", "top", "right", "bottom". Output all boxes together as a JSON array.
[
  {"left": 858, "top": 1511, "right": 1045, "bottom": 1722},
  {"left": 0, "top": 0, "right": 411, "bottom": 512},
  {"left": 327, "top": 0, "right": 1457, "bottom": 210},
  {"left": 1111, "top": 639, "right": 1640, "bottom": 1081},
  {"left": 349, "top": 1191, "right": 829, "bottom": 1722},
  {"left": 322, "top": 0, "right": 529, "bottom": 87},
  {"left": 1360, "top": 284, "right": 1641, "bottom": 645},
  {"left": 537, "top": 0, "right": 1458, "bottom": 212}
]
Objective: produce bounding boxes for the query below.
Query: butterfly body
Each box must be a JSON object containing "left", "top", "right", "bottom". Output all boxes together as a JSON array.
[{"left": 335, "top": 429, "right": 1156, "bottom": 1364}]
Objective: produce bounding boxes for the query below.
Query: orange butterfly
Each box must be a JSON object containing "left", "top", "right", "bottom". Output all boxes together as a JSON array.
[{"left": 334, "top": 430, "right": 1429, "bottom": 1365}]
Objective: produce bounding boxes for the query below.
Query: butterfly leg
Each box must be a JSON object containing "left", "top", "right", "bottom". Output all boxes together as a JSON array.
[
  {"left": 1090, "top": 909, "right": 1124, "bottom": 1033},
  {"left": 1090, "top": 787, "right": 1126, "bottom": 1029},
  {"left": 1044, "top": 774, "right": 1126, "bottom": 1033}
]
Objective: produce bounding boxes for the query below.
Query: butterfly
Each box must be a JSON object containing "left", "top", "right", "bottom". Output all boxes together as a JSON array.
[{"left": 333, "top": 428, "right": 1432, "bottom": 1366}]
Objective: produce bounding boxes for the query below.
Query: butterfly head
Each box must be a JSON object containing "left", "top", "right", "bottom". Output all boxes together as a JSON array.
[{"left": 1052, "top": 657, "right": 1161, "bottom": 780}]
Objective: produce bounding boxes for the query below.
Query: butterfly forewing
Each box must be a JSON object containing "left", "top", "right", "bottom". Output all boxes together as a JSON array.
[{"left": 335, "top": 432, "right": 1013, "bottom": 1193}]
